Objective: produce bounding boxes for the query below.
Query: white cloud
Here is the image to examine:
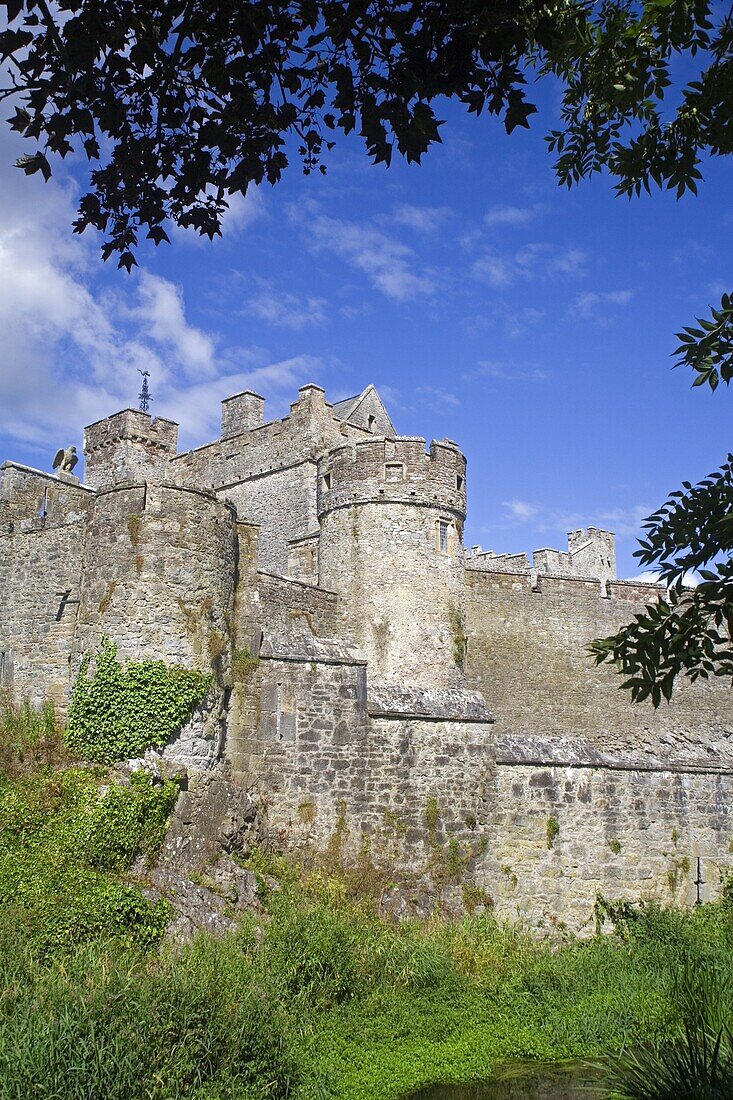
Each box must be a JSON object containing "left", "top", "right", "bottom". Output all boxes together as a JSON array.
[
  {"left": 300, "top": 206, "right": 435, "bottom": 302},
  {"left": 472, "top": 243, "right": 586, "bottom": 287},
  {"left": 516, "top": 243, "right": 586, "bottom": 278},
  {"left": 462, "top": 360, "right": 547, "bottom": 384},
  {"left": 472, "top": 253, "right": 515, "bottom": 287},
  {"left": 501, "top": 500, "right": 653, "bottom": 538},
  {"left": 503, "top": 499, "right": 541, "bottom": 521},
  {"left": 416, "top": 385, "right": 460, "bottom": 408},
  {"left": 505, "top": 306, "right": 547, "bottom": 338},
  {"left": 161, "top": 354, "right": 326, "bottom": 447},
  {"left": 170, "top": 187, "right": 266, "bottom": 245},
  {"left": 222, "top": 188, "right": 266, "bottom": 234},
  {"left": 388, "top": 203, "right": 448, "bottom": 233},
  {"left": 245, "top": 285, "right": 327, "bottom": 330},
  {"left": 573, "top": 289, "right": 634, "bottom": 318},
  {"left": 134, "top": 273, "right": 217, "bottom": 379},
  {"left": 484, "top": 204, "right": 538, "bottom": 227},
  {"left": 0, "top": 127, "right": 322, "bottom": 462}
]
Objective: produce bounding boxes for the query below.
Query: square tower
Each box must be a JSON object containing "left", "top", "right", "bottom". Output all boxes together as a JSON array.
[{"left": 84, "top": 409, "right": 178, "bottom": 489}]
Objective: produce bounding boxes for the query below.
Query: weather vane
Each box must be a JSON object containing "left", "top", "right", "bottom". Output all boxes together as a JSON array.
[{"left": 138, "top": 369, "right": 153, "bottom": 413}]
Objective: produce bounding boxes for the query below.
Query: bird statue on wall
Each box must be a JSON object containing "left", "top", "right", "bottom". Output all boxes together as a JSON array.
[{"left": 52, "top": 446, "right": 78, "bottom": 475}]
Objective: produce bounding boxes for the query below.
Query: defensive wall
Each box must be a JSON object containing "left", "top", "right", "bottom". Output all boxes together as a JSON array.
[{"left": 2, "top": 383, "right": 733, "bottom": 930}]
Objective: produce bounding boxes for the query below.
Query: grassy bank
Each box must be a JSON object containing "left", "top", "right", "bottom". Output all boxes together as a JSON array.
[
  {"left": 2, "top": 700, "right": 733, "bottom": 1099},
  {"left": 2, "top": 875, "right": 733, "bottom": 1099}
]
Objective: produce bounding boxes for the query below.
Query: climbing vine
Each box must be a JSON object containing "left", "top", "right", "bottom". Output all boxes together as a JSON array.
[{"left": 66, "top": 638, "right": 213, "bottom": 763}]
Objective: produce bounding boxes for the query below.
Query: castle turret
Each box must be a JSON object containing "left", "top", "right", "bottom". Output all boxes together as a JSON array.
[
  {"left": 317, "top": 436, "right": 467, "bottom": 687},
  {"left": 84, "top": 409, "right": 178, "bottom": 490}
]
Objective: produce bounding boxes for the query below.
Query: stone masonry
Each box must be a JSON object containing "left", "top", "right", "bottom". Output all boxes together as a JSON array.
[{"left": 1, "top": 383, "right": 732, "bottom": 931}]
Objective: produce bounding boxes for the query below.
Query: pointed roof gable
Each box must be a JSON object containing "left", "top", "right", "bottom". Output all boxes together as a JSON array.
[{"left": 331, "top": 384, "right": 396, "bottom": 437}]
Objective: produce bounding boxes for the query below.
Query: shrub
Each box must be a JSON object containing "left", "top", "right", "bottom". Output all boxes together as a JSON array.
[{"left": 0, "top": 768, "right": 175, "bottom": 954}]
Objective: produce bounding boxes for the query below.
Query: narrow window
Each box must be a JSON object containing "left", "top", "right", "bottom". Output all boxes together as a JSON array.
[
  {"left": 438, "top": 519, "right": 450, "bottom": 553},
  {"left": 456, "top": 475, "right": 464, "bottom": 492},
  {"left": 385, "top": 463, "right": 403, "bottom": 483},
  {"left": 367, "top": 414, "right": 377, "bottom": 431},
  {"left": 322, "top": 472, "right": 332, "bottom": 491}
]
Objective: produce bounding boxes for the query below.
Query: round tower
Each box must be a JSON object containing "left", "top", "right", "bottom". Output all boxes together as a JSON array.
[{"left": 317, "top": 436, "right": 467, "bottom": 688}]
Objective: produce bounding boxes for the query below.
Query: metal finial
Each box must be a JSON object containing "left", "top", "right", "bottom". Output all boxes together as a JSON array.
[
  {"left": 138, "top": 369, "right": 153, "bottom": 412},
  {"left": 694, "top": 856, "right": 704, "bottom": 907}
]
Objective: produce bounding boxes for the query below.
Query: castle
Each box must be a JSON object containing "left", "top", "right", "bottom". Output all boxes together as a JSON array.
[{"left": 1, "top": 383, "right": 732, "bottom": 930}]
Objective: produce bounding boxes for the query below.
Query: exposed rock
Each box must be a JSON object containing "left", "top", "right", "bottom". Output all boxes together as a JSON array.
[
  {"left": 200, "top": 854, "right": 260, "bottom": 909},
  {"left": 143, "top": 866, "right": 238, "bottom": 944},
  {"left": 119, "top": 759, "right": 267, "bottom": 944},
  {"left": 157, "top": 763, "right": 258, "bottom": 877}
]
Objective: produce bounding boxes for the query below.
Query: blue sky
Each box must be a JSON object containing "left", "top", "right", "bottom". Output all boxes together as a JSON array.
[{"left": 1, "top": 85, "right": 731, "bottom": 578}]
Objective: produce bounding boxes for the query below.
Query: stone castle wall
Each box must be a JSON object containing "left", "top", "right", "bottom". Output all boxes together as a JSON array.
[
  {"left": 222, "top": 461, "right": 318, "bottom": 574},
  {"left": 0, "top": 463, "right": 95, "bottom": 706},
  {"left": 226, "top": 634, "right": 494, "bottom": 873},
  {"left": 483, "top": 750, "right": 733, "bottom": 931},
  {"left": 465, "top": 568, "right": 732, "bottom": 763},
  {"left": 72, "top": 482, "right": 236, "bottom": 671},
  {"left": 3, "top": 382, "right": 733, "bottom": 932}
]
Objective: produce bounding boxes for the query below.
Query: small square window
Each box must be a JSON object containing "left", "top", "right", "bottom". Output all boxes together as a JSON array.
[{"left": 385, "top": 463, "right": 404, "bottom": 483}]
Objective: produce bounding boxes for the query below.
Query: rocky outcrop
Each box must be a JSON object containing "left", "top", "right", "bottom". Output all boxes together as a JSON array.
[{"left": 122, "top": 755, "right": 268, "bottom": 944}]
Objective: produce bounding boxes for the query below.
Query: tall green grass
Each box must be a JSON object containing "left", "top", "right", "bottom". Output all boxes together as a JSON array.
[
  {"left": 606, "top": 955, "right": 733, "bottom": 1099},
  {"left": 2, "top": 704, "right": 733, "bottom": 1099},
  {"left": 0, "top": 931, "right": 300, "bottom": 1100},
  {"left": 1, "top": 869, "right": 732, "bottom": 1098},
  {"left": 0, "top": 691, "right": 67, "bottom": 775}
]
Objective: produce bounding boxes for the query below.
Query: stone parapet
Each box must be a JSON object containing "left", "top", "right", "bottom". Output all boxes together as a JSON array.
[
  {"left": 84, "top": 409, "right": 179, "bottom": 489},
  {"left": 317, "top": 436, "right": 466, "bottom": 523}
]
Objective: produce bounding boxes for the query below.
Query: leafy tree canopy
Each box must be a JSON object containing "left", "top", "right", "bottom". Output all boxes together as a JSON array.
[
  {"left": 3, "top": 0, "right": 733, "bottom": 702},
  {"left": 590, "top": 457, "right": 733, "bottom": 706},
  {"left": 2, "top": 0, "right": 732, "bottom": 269}
]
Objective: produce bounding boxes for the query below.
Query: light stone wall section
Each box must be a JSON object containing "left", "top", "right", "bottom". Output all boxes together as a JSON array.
[
  {"left": 479, "top": 744, "right": 733, "bottom": 933},
  {"left": 317, "top": 437, "right": 467, "bottom": 687},
  {"left": 220, "top": 461, "right": 318, "bottom": 575},
  {"left": 227, "top": 636, "right": 493, "bottom": 868},
  {"left": 84, "top": 410, "right": 178, "bottom": 490},
  {"left": 0, "top": 464, "right": 95, "bottom": 707},
  {"left": 0, "top": 522, "right": 86, "bottom": 707},
  {"left": 465, "top": 569, "right": 733, "bottom": 764}
]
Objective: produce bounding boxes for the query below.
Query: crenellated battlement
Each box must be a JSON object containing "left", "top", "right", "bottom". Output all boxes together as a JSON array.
[
  {"left": 467, "top": 526, "right": 617, "bottom": 588},
  {"left": 317, "top": 435, "right": 466, "bottom": 521}
]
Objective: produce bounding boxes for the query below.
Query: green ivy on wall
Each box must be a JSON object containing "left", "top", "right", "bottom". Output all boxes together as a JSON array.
[{"left": 67, "top": 638, "right": 213, "bottom": 763}]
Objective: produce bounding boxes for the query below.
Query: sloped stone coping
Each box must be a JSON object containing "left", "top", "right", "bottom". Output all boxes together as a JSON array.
[
  {"left": 367, "top": 683, "right": 494, "bottom": 723},
  {"left": 259, "top": 634, "right": 366, "bottom": 665},
  {"left": 496, "top": 733, "right": 733, "bottom": 775}
]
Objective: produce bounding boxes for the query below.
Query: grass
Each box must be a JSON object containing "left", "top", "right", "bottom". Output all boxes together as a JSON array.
[
  {"left": 3, "top": 697, "right": 733, "bottom": 1098},
  {"left": 3, "top": 878, "right": 733, "bottom": 1099},
  {"left": 0, "top": 692, "right": 68, "bottom": 776}
]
